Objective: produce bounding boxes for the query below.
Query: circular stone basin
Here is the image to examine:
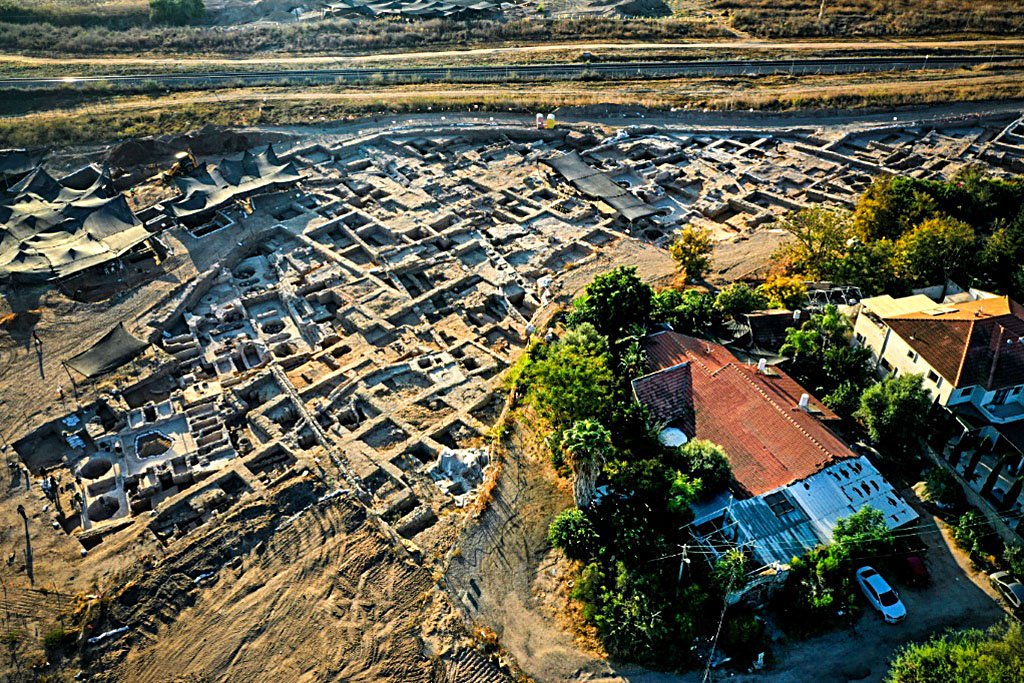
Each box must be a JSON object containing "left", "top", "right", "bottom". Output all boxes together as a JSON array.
[
  {"left": 273, "top": 341, "right": 298, "bottom": 358},
  {"left": 137, "top": 432, "right": 173, "bottom": 458},
  {"left": 78, "top": 457, "right": 113, "bottom": 480},
  {"left": 86, "top": 495, "right": 120, "bottom": 523},
  {"left": 262, "top": 319, "right": 285, "bottom": 335}
]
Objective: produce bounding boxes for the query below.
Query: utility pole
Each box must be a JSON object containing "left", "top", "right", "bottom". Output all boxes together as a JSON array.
[{"left": 678, "top": 545, "right": 691, "bottom": 583}]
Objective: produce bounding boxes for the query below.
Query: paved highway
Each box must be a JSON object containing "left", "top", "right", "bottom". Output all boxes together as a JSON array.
[{"left": 1, "top": 55, "right": 1020, "bottom": 90}]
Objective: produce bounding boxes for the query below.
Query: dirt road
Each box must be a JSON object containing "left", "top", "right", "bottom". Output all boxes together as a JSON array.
[{"left": 2, "top": 38, "right": 1023, "bottom": 70}]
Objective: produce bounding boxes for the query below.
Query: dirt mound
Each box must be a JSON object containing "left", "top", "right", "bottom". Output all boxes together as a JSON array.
[
  {"left": 105, "top": 138, "right": 177, "bottom": 169},
  {"left": 105, "top": 126, "right": 292, "bottom": 172}
]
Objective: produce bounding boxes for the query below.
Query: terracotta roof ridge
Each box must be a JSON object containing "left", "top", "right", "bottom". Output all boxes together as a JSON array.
[
  {"left": 725, "top": 362, "right": 839, "bottom": 463},
  {"left": 953, "top": 318, "right": 977, "bottom": 386},
  {"left": 635, "top": 360, "right": 691, "bottom": 382},
  {"left": 682, "top": 348, "right": 718, "bottom": 376},
  {"left": 986, "top": 321, "right": 1007, "bottom": 389}
]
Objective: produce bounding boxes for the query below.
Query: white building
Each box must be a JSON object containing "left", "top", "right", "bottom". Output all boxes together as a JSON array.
[{"left": 852, "top": 293, "right": 1024, "bottom": 425}]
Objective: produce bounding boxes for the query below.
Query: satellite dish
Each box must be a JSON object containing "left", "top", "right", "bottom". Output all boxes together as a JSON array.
[{"left": 658, "top": 427, "right": 688, "bottom": 448}]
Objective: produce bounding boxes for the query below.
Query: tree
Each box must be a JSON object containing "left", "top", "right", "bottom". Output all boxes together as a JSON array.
[
  {"left": 896, "top": 216, "right": 976, "bottom": 287},
  {"left": 855, "top": 374, "right": 933, "bottom": 456},
  {"left": 979, "top": 208, "right": 1024, "bottom": 298},
  {"left": 714, "top": 282, "right": 768, "bottom": 321},
  {"left": 652, "top": 288, "right": 717, "bottom": 334},
  {"left": 150, "top": 0, "right": 204, "bottom": 24},
  {"left": 515, "top": 323, "right": 615, "bottom": 433},
  {"left": 830, "top": 238, "right": 903, "bottom": 296},
  {"left": 779, "top": 305, "right": 873, "bottom": 398},
  {"left": 678, "top": 439, "right": 732, "bottom": 497},
  {"left": 568, "top": 266, "right": 654, "bottom": 342},
  {"left": 886, "top": 620, "right": 1024, "bottom": 683},
  {"left": 561, "top": 419, "right": 615, "bottom": 508},
  {"left": 548, "top": 508, "right": 600, "bottom": 560},
  {"left": 950, "top": 510, "right": 995, "bottom": 564},
  {"left": 822, "top": 379, "right": 863, "bottom": 418},
  {"left": 758, "top": 274, "right": 808, "bottom": 310},
  {"left": 619, "top": 339, "right": 649, "bottom": 380},
  {"left": 1003, "top": 542, "right": 1024, "bottom": 577},
  {"left": 832, "top": 506, "right": 895, "bottom": 559},
  {"left": 668, "top": 226, "right": 713, "bottom": 281},
  {"left": 854, "top": 176, "right": 939, "bottom": 241},
  {"left": 712, "top": 548, "right": 750, "bottom": 593},
  {"left": 776, "top": 206, "right": 854, "bottom": 279}
]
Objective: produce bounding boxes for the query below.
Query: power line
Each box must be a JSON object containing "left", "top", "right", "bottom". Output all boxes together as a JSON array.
[{"left": 645, "top": 506, "right": 1024, "bottom": 567}]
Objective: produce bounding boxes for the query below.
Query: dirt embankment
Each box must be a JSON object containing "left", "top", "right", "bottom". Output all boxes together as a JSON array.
[{"left": 85, "top": 476, "right": 507, "bottom": 682}]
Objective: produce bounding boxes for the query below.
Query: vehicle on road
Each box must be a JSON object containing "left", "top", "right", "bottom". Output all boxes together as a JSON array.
[
  {"left": 899, "top": 555, "right": 930, "bottom": 587},
  {"left": 990, "top": 571, "right": 1024, "bottom": 613},
  {"left": 856, "top": 566, "right": 907, "bottom": 624}
]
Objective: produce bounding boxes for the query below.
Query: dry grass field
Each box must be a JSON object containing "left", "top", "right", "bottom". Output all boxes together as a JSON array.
[
  {"left": 0, "top": 0, "right": 1021, "bottom": 57},
  {"left": 2, "top": 65, "right": 1022, "bottom": 148},
  {"left": 713, "top": 0, "right": 1024, "bottom": 37}
]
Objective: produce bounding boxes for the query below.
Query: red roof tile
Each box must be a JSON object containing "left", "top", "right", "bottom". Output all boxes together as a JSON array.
[
  {"left": 640, "top": 331, "right": 857, "bottom": 496},
  {"left": 631, "top": 362, "right": 695, "bottom": 434}
]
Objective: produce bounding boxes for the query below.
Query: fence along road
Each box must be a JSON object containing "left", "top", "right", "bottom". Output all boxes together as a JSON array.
[{"left": 1, "top": 55, "right": 1020, "bottom": 90}]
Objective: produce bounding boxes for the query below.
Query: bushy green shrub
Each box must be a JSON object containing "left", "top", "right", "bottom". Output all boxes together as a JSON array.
[
  {"left": 567, "top": 266, "right": 654, "bottom": 343},
  {"left": 714, "top": 282, "right": 767, "bottom": 320},
  {"left": 923, "top": 467, "right": 962, "bottom": 508},
  {"left": 548, "top": 509, "right": 600, "bottom": 561},
  {"left": 855, "top": 374, "right": 933, "bottom": 457},
  {"left": 951, "top": 510, "right": 998, "bottom": 568},
  {"left": 886, "top": 619, "right": 1024, "bottom": 683},
  {"left": 677, "top": 439, "right": 732, "bottom": 497}
]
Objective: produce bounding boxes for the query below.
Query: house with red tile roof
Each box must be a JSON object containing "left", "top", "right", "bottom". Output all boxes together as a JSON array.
[
  {"left": 635, "top": 330, "right": 857, "bottom": 497},
  {"left": 853, "top": 293, "right": 1024, "bottom": 425},
  {"left": 631, "top": 330, "right": 917, "bottom": 566}
]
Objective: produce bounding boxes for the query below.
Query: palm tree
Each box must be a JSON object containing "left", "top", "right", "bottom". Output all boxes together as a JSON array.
[{"left": 561, "top": 419, "right": 614, "bottom": 508}]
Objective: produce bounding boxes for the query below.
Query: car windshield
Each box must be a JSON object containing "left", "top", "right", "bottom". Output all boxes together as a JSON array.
[{"left": 878, "top": 590, "right": 899, "bottom": 607}]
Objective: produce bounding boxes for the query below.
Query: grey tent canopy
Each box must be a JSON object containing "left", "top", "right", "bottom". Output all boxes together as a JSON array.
[
  {"left": 65, "top": 323, "right": 148, "bottom": 378},
  {"left": 166, "top": 145, "right": 302, "bottom": 225},
  {"left": 543, "top": 151, "right": 660, "bottom": 222},
  {"left": 0, "top": 149, "right": 39, "bottom": 187},
  {"left": 0, "top": 163, "right": 150, "bottom": 282}
]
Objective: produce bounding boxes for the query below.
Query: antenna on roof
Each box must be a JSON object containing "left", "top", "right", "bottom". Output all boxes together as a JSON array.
[{"left": 705, "top": 343, "right": 711, "bottom": 354}]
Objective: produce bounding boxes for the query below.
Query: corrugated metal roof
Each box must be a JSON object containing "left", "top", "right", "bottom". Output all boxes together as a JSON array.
[
  {"left": 728, "top": 491, "right": 821, "bottom": 566},
  {"left": 719, "top": 456, "right": 917, "bottom": 566},
  {"left": 787, "top": 456, "right": 919, "bottom": 540}
]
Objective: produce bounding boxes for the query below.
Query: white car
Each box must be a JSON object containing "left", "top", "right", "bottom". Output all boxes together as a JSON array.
[
  {"left": 856, "top": 566, "right": 907, "bottom": 624},
  {"left": 990, "top": 571, "right": 1024, "bottom": 613}
]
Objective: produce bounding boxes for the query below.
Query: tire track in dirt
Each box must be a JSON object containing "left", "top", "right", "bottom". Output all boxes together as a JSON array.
[{"left": 83, "top": 479, "right": 486, "bottom": 683}]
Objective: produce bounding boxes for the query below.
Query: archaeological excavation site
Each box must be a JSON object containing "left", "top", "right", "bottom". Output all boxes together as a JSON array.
[{"left": 2, "top": 107, "right": 1024, "bottom": 682}]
